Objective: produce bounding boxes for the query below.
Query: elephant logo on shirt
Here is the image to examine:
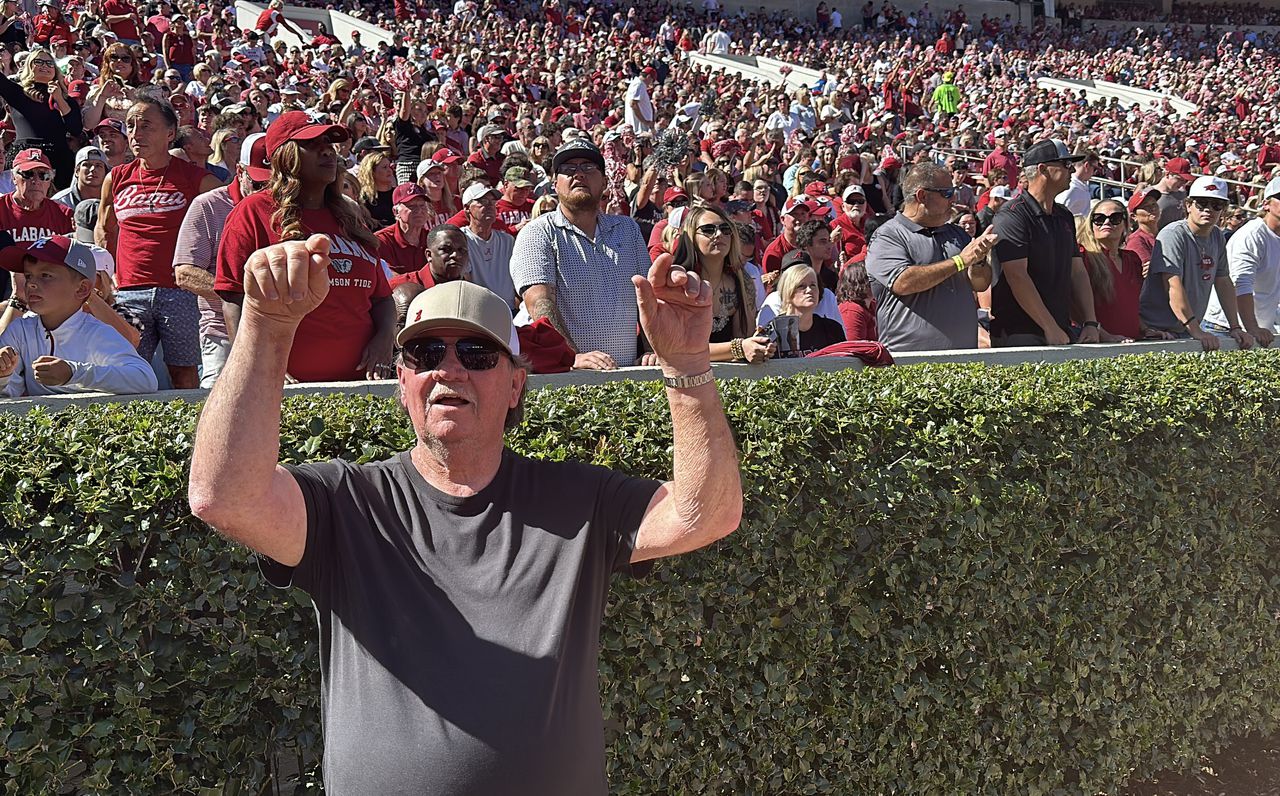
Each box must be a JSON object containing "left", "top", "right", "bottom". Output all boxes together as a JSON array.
[{"left": 332, "top": 258, "right": 353, "bottom": 274}]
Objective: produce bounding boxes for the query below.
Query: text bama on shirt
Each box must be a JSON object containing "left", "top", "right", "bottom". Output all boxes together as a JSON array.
[{"left": 113, "top": 185, "right": 190, "bottom": 222}]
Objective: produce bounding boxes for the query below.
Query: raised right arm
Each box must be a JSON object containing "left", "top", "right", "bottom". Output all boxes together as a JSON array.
[{"left": 189, "top": 237, "right": 332, "bottom": 566}]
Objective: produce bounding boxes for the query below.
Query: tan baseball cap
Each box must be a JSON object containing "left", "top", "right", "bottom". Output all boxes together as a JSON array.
[{"left": 397, "top": 280, "right": 516, "bottom": 354}]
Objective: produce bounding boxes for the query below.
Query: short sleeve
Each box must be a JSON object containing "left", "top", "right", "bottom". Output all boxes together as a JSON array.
[
  {"left": 510, "top": 218, "right": 557, "bottom": 295},
  {"left": 259, "top": 460, "right": 347, "bottom": 595},
  {"left": 866, "top": 226, "right": 916, "bottom": 289},
  {"left": 592, "top": 467, "right": 663, "bottom": 576},
  {"left": 991, "top": 207, "right": 1028, "bottom": 263},
  {"left": 174, "top": 195, "right": 216, "bottom": 273},
  {"left": 1150, "top": 228, "right": 1186, "bottom": 278},
  {"left": 214, "top": 200, "right": 267, "bottom": 295}
]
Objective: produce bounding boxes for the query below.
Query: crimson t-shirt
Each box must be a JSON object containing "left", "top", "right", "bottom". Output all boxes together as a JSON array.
[
  {"left": 495, "top": 198, "right": 532, "bottom": 229},
  {"left": 375, "top": 223, "right": 429, "bottom": 275},
  {"left": 0, "top": 195, "right": 73, "bottom": 247},
  {"left": 760, "top": 234, "right": 796, "bottom": 275},
  {"left": 101, "top": 0, "right": 141, "bottom": 41},
  {"left": 215, "top": 191, "right": 392, "bottom": 382},
  {"left": 110, "top": 156, "right": 208, "bottom": 289}
]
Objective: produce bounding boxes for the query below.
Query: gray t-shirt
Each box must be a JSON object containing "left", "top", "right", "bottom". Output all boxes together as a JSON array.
[
  {"left": 1138, "top": 220, "right": 1228, "bottom": 333},
  {"left": 866, "top": 212, "right": 977, "bottom": 351},
  {"left": 265, "top": 449, "right": 662, "bottom": 795},
  {"left": 1157, "top": 189, "right": 1187, "bottom": 231}
]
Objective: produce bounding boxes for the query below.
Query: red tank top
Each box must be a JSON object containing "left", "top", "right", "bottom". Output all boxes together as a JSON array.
[{"left": 111, "top": 156, "right": 208, "bottom": 289}]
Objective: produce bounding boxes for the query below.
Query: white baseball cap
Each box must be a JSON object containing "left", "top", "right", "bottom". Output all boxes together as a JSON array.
[
  {"left": 1188, "top": 175, "right": 1228, "bottom": 200},
  {"left": 461, "top": 183, "right": 499, "bottom": 205}
]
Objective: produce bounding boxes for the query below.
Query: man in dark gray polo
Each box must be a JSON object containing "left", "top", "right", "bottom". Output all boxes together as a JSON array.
[{"left": 866, "top": 162, "right": 997, "bottom": 351}]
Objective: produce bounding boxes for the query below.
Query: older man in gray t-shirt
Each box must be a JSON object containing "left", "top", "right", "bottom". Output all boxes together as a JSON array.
[{"left": 865, "top": 162, "right": 996, "bottom": 351}]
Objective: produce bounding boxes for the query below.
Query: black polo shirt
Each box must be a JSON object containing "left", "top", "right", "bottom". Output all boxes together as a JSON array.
[{"left": 990, "top": 190, "right": 1076, "bottom": 338}]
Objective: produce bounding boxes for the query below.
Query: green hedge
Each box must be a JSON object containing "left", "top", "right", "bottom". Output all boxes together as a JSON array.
[{"left": 3, "top": 352, "right": 1280, "bottom": 794}]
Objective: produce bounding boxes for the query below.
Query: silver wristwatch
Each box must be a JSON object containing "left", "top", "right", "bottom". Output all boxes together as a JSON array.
[{"left": 662, "top": 369, "right": 715, "bottom": 389}]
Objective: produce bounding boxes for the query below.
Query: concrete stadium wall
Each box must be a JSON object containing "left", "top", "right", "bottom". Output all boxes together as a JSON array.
[
  {"left": 1036, "top": 76, "right": 1197, "bottom": 117},
  {"left": 0, "top": 339, "right": 1232, "bottom": 416},
  {"left": 234, "top": 2, "right": 394, "bottom": 50}
]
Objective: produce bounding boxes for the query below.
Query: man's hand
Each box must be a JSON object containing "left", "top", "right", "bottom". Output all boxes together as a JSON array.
[
  {"left": 358, "top": 331, "right": 394, "bottom": 380},
  {"left": 960, "top": 229, "right": 998, "bottom": 267},
  {"left": 1193, "top": 330, "right": 1222, "bottom": 352},
  {"left": 243, "top": 234, "right": 332, "bottom": 329},
  {"left": 573, "top": 351, "right": 617, "bottom": 370},
  {"left": 32, "top": 356, "right": 72, "bottom": 386},
  {"left": 0, "top": 346, "right": 17, "bottom": 378},
  {"left": 1043, "top": 325, "right": 1071, "bottom": 346},
  {"left": 1229, "top": 327, "right": 1255, "bottom": 349},
  {"left": 1247, "top": 325, "right": 1274, "bottom": 347},
  {"left": 633, "top": 252, "right": 712, "bottom": 374}
]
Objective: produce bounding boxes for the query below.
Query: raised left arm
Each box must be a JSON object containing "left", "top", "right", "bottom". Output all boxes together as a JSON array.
[{"left": 630, "top": 255, "right": 742, "bottom": 562}]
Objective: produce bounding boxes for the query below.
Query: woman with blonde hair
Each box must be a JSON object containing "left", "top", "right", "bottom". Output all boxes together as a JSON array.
[
  {"left": 1076, "top": 197, "right": 1142, "bottom": 342},
  {"left": 414, "top": 154, "right": 459, "bottom": 227},
  {"left": 209, "top": 128, "right": 242, "bottom": 176},
  {"left": 776, "top": 262, "right": 846, "bottom": 353},
  {"left": 0, "top": 46, "right": 80, "bottom": 187},
  {"left": 357, "top": 151, "right": 397, "bottom": 226},
  {"left": 214, "top": 111, "right": 393, "bottom": 382},
  {"left": 530, "top": 194, "right": 558, "bottom": 219},
  {"left": 82, "top": 42, "right": 141, "bottom": 127}
]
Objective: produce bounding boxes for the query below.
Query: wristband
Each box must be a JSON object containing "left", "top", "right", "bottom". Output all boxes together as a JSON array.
[
  {"left": 6, "top": 298, "right": 27, "bottom": 314},
  {"left": 663, "top": 369, "right": 714, "bottom": 389},
  {"left": 1083, "top": 320, "right": 1099, "bottom": 329},
  {"left": 1181, "top": 315, "right": 1197, "bottom": 328},
  {"left": 953, "top": 255, "right": 966, "bottom": 272},
  {"left": 729, "top": 338, "right": 745, "bottom": 362}
]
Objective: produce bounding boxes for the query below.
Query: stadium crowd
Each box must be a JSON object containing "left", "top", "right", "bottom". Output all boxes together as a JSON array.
[{"left": 0, "top": 0, "right": 1278, "bottom": 397}]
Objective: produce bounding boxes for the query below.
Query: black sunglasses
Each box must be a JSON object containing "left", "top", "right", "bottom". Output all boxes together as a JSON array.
[
  {"left": 400, "top": 337, "right": 503, "bottom": 372},
  {"left": 1191, "top": 198, "right": 1227, "bottom": 212},
  {"left": 922, "top": 186, "right": 957, "bottom": 199},
  {"left": 1090, "top": 211, "right": 1127, "bottom": 226},
  {"left": 695, "top": 222, "right": 734, "bottom": 237}
]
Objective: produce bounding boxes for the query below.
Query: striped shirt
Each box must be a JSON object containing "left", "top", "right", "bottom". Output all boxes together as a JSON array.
[{"left": 510, "top": 208, "right": 650, "bottom": 365}]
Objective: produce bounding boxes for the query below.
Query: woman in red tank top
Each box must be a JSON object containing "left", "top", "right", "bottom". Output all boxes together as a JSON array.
[{"left": 214, "top": 112, "right": 395, "bottom": 383}]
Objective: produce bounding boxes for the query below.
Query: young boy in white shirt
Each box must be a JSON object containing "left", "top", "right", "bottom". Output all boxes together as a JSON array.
[{"left": 0, "top": 236, "right": 157, "bottom": 397}]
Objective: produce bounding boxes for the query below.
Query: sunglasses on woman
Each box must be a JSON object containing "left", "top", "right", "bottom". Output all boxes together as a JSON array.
[
  {"left": 696, "top": 222, "right": 735, "bottom": 238},
  {"left": 1090, "top": 211, "right": 1126, "bottom": 227},
  {"left": 400, "top": 337, "right": 504, "bottom": 372},
  {"left": 109, "top": 53, "right": 132, "bottom": 62},
  {"left": 31, "top": 58, "right": 56, "bottom": 68}
]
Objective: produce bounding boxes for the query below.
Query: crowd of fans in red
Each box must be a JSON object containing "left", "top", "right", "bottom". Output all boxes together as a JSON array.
[{"left": 0, "top": 0, "right": 1277, "bottom": 398}]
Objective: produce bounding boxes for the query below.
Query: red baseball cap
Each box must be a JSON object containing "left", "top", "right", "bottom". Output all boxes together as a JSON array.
[
  {"left": 93, "top": 118, "right": 126, "bottom": 137},
  {"left": 662, "top": 187, "right": 688, "bottom": 205},
  {"left": 431, "top": 148, "right": 462, "bottom": 165},
  {"left": 13, "top": 148, "right": 52, "bottom": 171},
  {"left": 781, "top": 196, "right": 816, "bottom": 217},
  {"left": 1127, "top": 186, "right": 1161, "bottom": 214},
  {"left": 1164, "top": 157, "right": 1194, "bottom": 179},
  {"left": 264, "top": 110, "right": 349, "bottom": 159},
  {"left": 240, "top": 132, "right": 270, "bottom": 182},
  {"left": 392, "top": 182, "right": 427, "bottom": 205}
]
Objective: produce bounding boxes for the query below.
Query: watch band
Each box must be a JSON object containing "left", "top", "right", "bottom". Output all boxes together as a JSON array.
[{"left": 662, "top": 369, "right": 714, "bottom": 389}]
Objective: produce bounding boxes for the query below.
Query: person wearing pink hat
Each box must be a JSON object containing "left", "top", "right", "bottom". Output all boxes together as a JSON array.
[
  {"left": 173, "top": 132, "right": 271, "bottom": 389},
  {"left": 1155, "top": 157, "right": 1195, "bottom": 231},
  {"left": 759, "top": 195, "right": 814, "bottom": 282},
  {"left": 214, "top": 111, "right": 395, "bottom": 383},
  {"left": 375, "top": 183, "right": 433, "bottom": 277}
]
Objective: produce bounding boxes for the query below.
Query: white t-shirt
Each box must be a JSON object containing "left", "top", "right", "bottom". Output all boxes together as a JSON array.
[
  {"left": 1054, "top": 176, "right": 1092, "bottom": 218},
  {"left": 624, "top": 77, "right": 654, "bottom": 134},
  {"left": 1205, "top": 217, "right": 1280, "bottom": 330},
  {"left": 461, "top": 227, "right": 517, "bottom": 310},
  {"left": 756, "top": 287, "right": 841, "bottom": 328}
]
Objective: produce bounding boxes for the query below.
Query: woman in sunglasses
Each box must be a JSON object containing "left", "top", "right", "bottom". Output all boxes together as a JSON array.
[
  {"left": 1076, "top": 199, "right": 1143, "bottom": 342},
  {"left": 82, "top": 43, "right": 141, "bottom": 129},
  {"left": 643, "top": 203, "right": 771, "bottom": 364},
  {"left": 0, "top": 46, "right": 80, "bottom": 189}
]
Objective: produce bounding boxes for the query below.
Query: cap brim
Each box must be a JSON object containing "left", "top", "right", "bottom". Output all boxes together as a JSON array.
[
  {"left": 396, "top": 317, "right": 513, "bottom": 352},
  {"left": 293, "top": 124, "right": 350, "bottom": 146},
  {"left": 0, "top": 244, "right": 28, "bottom": 273},
  {"left": 244, "top": 163, "right": 271, "bottom": 182}
]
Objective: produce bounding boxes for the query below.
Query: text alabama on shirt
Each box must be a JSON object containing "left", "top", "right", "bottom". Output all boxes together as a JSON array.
[{"left": 214, "top": 191, "right": 391, "bottom": 383}]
